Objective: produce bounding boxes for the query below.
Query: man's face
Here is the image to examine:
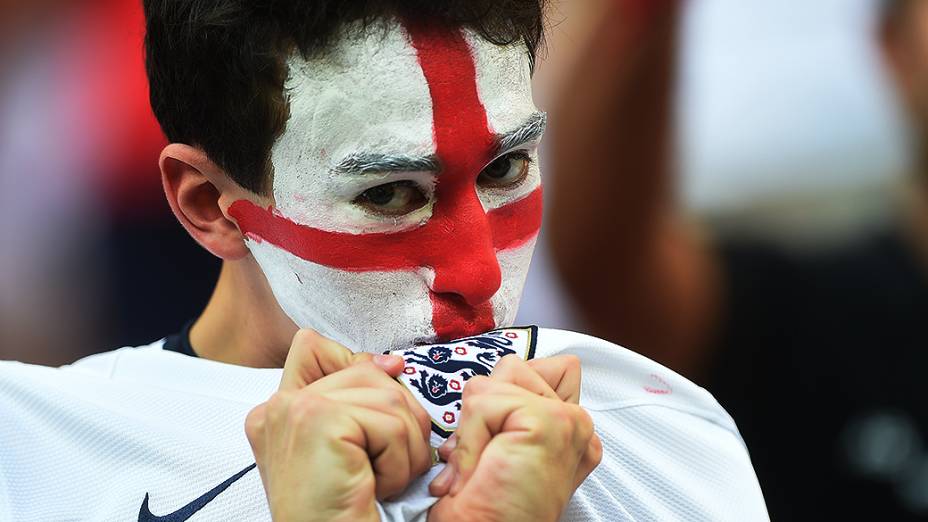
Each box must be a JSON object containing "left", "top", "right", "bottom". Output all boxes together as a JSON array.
[{"left": 229, "top": 21, "right": 544, "bottom": 353}]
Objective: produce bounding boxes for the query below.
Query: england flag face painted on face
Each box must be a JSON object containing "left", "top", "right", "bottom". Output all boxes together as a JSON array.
[{"left": 229, "top": 20, "right": 544, "bottom": 354}]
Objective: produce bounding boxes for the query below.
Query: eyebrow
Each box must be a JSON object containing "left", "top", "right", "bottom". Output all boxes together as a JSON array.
[
  {"left": 332, "top": 153, "right": 441, "bottom": 176},
  {"left": 332, "top": 112, "right": 548, "bottom": 176},
  {"left": 496, "top": 111, "right": 547, "bottom": 155}
]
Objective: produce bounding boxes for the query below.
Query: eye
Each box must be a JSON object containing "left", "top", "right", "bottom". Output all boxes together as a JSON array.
[
  {"left": 354, "top": 180, "right": 428, "bottom": 216},
  {"left": 478, "top": 151, "right": 530, "bottom": 188}
]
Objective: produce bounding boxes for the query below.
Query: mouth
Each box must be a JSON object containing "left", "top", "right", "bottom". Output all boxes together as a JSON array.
[{"left": 425, "top": 293, "right": 496, "bottom": 344}]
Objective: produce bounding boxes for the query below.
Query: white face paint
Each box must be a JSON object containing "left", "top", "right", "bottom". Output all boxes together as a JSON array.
[{"left": 232, "top": 20, "right": 544, "bottom": 354}]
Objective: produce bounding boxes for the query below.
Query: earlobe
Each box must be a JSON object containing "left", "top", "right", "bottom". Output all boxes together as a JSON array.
[{"left": 160, "top": 144, "right": 251, "bottom": 260}]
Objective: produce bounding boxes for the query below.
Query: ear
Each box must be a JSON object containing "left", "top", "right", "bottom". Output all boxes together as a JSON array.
[{"left": 160, "top": 144, "right": 251, "bottom": 260}]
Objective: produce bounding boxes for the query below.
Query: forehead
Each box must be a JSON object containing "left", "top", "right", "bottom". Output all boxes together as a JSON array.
[{"left": 270, "top": 21, "right": 537, "bottom": 196}]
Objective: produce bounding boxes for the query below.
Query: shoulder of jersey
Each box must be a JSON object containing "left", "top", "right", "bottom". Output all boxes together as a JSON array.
[
  {"left": 0, "top": 340, "right": 281, "bottom": 404},
  {"left": 0, "top": 341, "right": 180, "bottom": 389},
  {"left": 532, "top": 327, "right": 740, "bottom": 437}
]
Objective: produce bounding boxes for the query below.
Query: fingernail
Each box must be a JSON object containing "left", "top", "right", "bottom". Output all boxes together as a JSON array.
[
  {"left": 441, "top": 435, "right": 457, "bottom": 452},
  {"left": 373, "top": 354, "right": 400, "bottom": 368},
  {"left": 430, "top": 464, "right": 454, "bottom": 492}
]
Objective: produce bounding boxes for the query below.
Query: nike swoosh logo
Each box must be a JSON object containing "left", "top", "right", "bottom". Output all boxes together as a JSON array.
[{"left": 138, "top": 462, "right": 257, "bottom": 522}]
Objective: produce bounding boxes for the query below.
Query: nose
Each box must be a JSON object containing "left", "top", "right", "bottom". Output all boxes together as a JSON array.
[{"left": 427, "top": 189, "right": 502, "bottom": 306}]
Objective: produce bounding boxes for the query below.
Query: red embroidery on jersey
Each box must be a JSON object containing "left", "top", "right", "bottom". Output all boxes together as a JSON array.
[{"left": 644, "top": 374, "right": 673, "bottom": 395}]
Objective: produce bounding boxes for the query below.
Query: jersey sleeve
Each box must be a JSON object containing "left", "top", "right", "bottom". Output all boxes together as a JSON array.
[
  {"left": 565, "top": 405, "right": 768, "bottom": 521},
  {"left": 377, "top": 500, "right": 430, "bottom": 522},
  {"left": 0, "top": 453, "right": 10, "bottom": 522},
  {"left": 376, "top": 466, "right": 442, "bottom": 521},
  {"left": 533, "top": 328, "right": 769, "bottom": 520}
]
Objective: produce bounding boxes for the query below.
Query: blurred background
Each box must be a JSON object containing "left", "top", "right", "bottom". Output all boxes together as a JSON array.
[
  {"left": 1, "top": 0, "right": 926, "bottom": 519},
  {"left": 519, "top": 0, "right": 909, "bottom": 329},
  {"left": 0, "top": 0, "right": 218, "bottom": 365}
]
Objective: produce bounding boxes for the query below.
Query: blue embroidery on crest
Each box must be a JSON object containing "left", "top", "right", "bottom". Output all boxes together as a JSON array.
[
  {"left": 409, "top": 370, "right": 462, "bottom": 406},
  {"left": 403, "top": 346, "right": 492, "bottom": 379},
  {"left": 393, "top": 326, "right": 538, "bottom": 443}
]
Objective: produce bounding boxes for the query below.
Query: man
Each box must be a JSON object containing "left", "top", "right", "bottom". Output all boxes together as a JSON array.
[
  {"left": 547, "top": 0, "right": 928, "bottom": 519},
  {"left": 0, "top": 1, "right": 767, "bottom": 520}
]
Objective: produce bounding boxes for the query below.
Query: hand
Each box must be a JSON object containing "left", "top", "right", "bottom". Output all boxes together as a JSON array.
[
  {"left": 245, "top": 330, "right": 432, "bottom": 522},
  {"left": 427, "top": 355, "right": 603, "bottom": 522}
]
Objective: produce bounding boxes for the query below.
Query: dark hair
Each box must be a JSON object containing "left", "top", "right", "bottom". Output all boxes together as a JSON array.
[{"left": 143, "top": 1, "right": 547, "bottom": 194}]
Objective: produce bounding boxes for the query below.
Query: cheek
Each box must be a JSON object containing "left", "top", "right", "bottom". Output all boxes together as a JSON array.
[
  {"left": 249, "top": 239, "right": 435, "bottom": 352},
  {"left": 491, "top": 237, "right": 538, "bottom": 326}
]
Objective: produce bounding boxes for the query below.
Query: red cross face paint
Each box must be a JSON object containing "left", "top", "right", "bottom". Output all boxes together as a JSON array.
[{"left": 229, "top": 21, "right": 544, "bottom": 353}]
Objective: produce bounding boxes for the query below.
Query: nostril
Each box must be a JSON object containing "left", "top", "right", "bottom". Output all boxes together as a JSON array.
[
  {"left": 429, "top": 256, "right": 501, "bottom": 306},
  {"left": 430, "top": 292, "right": 497, "bottom": 341}
]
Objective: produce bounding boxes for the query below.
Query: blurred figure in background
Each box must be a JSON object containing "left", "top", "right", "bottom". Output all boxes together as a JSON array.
[
  {"left": 0, "top": 0, "right": 218, "bottom": 364},
  {"left": 547, "top": 0, "right": 928, "bottom": 519}
]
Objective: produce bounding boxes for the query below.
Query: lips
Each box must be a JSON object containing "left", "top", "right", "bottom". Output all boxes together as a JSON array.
[{"left": 430, "top": 292, "right": 496, "bottom": 341}]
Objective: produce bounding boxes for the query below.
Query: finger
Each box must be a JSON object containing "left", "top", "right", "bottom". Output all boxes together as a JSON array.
[
  {"left": 372, "top": 353, "right": 406, "bottom": 377},
  {"left": 244, "top": 402, "right": 268, "bottom": 458},
  {"left": 428, "top": 463, "right": 456, "bottom": 498},
  {"left": 342, "top": 406, "right": 415, "bottom": 500},
  {"left": 437, "top": 434, "right": 457, "bottom": 462},
  {"left": 527, "top": 355, "right": 582, "bottom": 404},
  {"left": 430, "top": 435, "right": 457, "bottom": 494},
  {"left": 574, "top": 433, "right": 604, "bottom": 490},
  {"left": 280, "top": 329, "right": 358, "bottom": 391},
  {"left": 308, "top": 363, "right": 431, "bottom": 441},
  {"left": 244, "top": 402, "right": 269, "bottom": 490},
  {"left": 279, "top": 331, "right": 403, "bottom": 390},
  {"left": 491, "top": 355, "right": 559, "bottom": 400},
  {"left": 323, "top": 388, "right": 432, "bottom": 479},
  {"left": 450, "top": 377, "right": 537, "bottom": 495}
]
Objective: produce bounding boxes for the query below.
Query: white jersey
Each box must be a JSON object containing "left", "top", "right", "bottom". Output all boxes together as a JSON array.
[{"left": 0, "top": 328, "right": 768, "bottom": 521}]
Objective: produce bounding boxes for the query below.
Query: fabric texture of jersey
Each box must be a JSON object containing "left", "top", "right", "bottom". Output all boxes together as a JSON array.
[{"left": 0, "top": 328, "right": 769, "bottom": 521}]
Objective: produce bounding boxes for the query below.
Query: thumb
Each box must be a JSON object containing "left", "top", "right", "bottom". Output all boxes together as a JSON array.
[
  {"left": 372, "top": 353, "right": 405, "bottom": 377},
  {"left": 279, "top": 329, "right": 356, "bottom": 391}
]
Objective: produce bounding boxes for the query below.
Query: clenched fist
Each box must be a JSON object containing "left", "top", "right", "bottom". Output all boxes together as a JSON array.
[
  {"left": 245, "top": 330, "right": 432, "bottom": 522},
  {"left": 428, "top": 355, "right": 603, "bottom": 521}
]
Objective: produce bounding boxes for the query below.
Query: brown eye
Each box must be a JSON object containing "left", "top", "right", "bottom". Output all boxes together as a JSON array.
[
  {"left": 355, "top": 181, "right": 428, "bottom": 216},
  {"left": 478, "top": 151, "right": 530, "bottom": 188}
]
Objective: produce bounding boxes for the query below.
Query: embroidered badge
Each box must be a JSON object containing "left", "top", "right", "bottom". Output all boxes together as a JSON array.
[{"left": 389, "top": 326, "right": 538, "bottom": 448}]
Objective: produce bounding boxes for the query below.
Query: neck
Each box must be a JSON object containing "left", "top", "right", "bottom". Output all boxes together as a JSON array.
[{"left": 189, "top": 257, "right": 297, "bottom": 367}]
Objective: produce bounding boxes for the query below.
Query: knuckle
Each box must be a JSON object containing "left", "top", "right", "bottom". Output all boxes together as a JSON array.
[
  {"left": 496, "top": 354, "right": 520, "bottom": 369},
  {"left": 291, "top": 328, "right": 319, "bottom": 348},
  {"left": 244, "top": 406, "right": 265, "bottom": 440},
  {"left": 537, "top": 402, "right": 577, "bottom": 447},
  {"left": 461, "top": 393, "right": 491, "bottom": 416},
  {"left": 264, "top": 392, "right": 291, "bottom": 422},
  {"left": 463, "top": 375, "right": 490, "bottom": 397},
  {"left": 266, "top": 391, "right": 288, "bottom": 411},
  {"left": 418, "top": 411, "right": 432, "bottom": 435},
  {"left": 562, "top": 354, "right": 581, "bottom": 374},
  {"left": 383, "top": 389, "right": 406, "bottom": 409},
  {"left": 379, "top": 475, "right": 407, "bottom": 500},
  {"left": 590, "top": 435, "right": 604, "bottom": 465},
  {"left": 355, "top": 360, "right": 379, "bottom": 374},
  {"left": 288, "top": 394, "right": 329, "bottom": 426},
  {"left": 544, "top": 399, "right": 574, "bottom": 423},
  {"left": 576, "top": 407, "right": 595, "bottom": 433},
  {"left": 352, "top": 352, "right": 374, "bottom": 365},
  {"left": 384, "top": 416, "right": 409, "bottom": 440},
  {"left": 412, "top": 448, "right": 431, "bottom": 475},
  {"left": 570, "top": 408, "right": 596, "bottom": 449}
]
